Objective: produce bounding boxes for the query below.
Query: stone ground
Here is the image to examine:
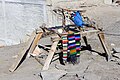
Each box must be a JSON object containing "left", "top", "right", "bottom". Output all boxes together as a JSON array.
[{"left": 0, "top": 3, "right": 120, "bottom": 80}]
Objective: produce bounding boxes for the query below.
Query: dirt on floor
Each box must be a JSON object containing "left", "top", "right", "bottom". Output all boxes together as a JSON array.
[{"left": 0, "top": 3, "right": 120, "bottom": 80}]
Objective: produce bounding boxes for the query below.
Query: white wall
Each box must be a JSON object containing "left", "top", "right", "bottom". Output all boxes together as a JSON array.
[
  {"left": 104, "top": 0, "right": 113, "bottom": 4},
  {"left": 0, "top": 0, "right": 46, "bottom": 46}
]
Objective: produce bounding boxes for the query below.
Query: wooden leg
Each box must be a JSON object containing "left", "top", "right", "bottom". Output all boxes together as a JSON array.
[
  {"left": 42, "top": 41, "right": 59, "bottom": 70},
  {"left": 9, "top": 32, "right": 43, "bottom": 72},
  {"left": 29, "top": 32, "right": 43, "bottom": 53},
  {"left": 9, "top": 31, "right": 36, "bottom": 72},
  {"left": 98, "top": 32, "right": 112, "bottom": 61},
  {"left": 83, "top": 36, "right": 88, "bottom": 46},
  {"left": 82, "top": 36, "right": 91, "bottom": 50}
]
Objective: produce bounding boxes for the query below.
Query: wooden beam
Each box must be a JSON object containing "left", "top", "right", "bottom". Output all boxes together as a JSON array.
[
  {"left": 9, "top": 31, "right": 36, "bottom": 72},
  {"left": 29, "top": 32, "right": 43, "bottom": 53},
  {"left": 58, "top": 7, "right": 86, "bottom": 13},
  {"left": 42, "top": 41, "right": 59, "bottom": 70},
  {"left": 50, "top": 30, "right": 100, "bottom": 42},
  {"left": 98, "top": 32, "right": 112, "bottom": 61},
  {"left": 9, "top": 31, "right": 43, "bottom": 72},
  {"left": 82, "top": 36, "right": 89, "bottom": 46}
]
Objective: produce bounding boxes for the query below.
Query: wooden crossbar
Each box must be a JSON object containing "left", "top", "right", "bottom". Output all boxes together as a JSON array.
[{"left": 62, "top": 30, "right": 99, "bottom": 35}]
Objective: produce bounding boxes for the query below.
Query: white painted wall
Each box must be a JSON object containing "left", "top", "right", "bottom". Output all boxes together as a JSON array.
[
  {"left": 104, "top": 0, "right": 113, "bottom": 4},
  {"left": 0, "top": 0, "right": 46, "bottom": 46}
]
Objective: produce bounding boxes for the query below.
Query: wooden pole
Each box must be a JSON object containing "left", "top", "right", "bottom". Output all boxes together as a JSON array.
[
  {"left": 9, "top": 31, "right": 36, "bottom": 72},
  {"left": 98, "top": 31, "right": 112, "bottom": 61},
  {"left": 9, "top": 31, "right": 43, "bottom": 72},
  {"left": 29, "top": 32, "right": 43, "bottom": 53}
]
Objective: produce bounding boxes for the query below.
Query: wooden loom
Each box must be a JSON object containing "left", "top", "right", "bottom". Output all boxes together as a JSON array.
[{"left": 9, "top": 8, "right": 112, "bottom": 72}]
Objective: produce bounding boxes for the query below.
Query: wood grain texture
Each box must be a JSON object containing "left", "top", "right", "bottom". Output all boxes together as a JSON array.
[{"left": 42, "top": 41, "right": 59, "bottom": 70}]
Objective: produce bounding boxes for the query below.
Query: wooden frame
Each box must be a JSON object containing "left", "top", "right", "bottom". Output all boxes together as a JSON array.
[{"left": 9, "top": 7, "right": 112, "bottom": 72}]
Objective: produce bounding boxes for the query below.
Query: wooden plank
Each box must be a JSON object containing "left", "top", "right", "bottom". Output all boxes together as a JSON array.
[
  {"left": 42, "top": 41, "right": 59, "bottom": 70},
  {"left": 98, "top": 32, "right": 112, "bottom": 61},
  {"left": 29, "top": 32, "right": 43, "bottom": 53},
  {"left": 58, "top": 7, "right": 86, "bottom": 12},
  {"left": 9, "top": 31, "right": 36, "bottom": 72},
  {"left": 31, "top": 46, "right": 43, "bottom": 57}
]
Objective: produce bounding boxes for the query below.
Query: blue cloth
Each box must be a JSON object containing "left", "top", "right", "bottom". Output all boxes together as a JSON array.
[{"left": 72, "top": 11, "right": 84, "bottom": 27}]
